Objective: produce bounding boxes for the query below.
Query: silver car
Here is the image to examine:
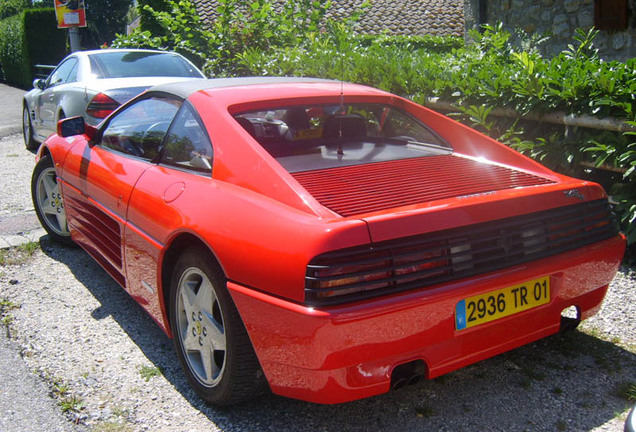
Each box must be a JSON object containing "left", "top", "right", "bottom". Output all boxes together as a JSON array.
[{"left": 22, "top": 49, "right": 205, "bottom": 149}]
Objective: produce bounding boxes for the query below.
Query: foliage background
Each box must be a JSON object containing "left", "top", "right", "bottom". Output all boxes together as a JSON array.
[
  {"left": 83, "top": 0, "right": 135, "bottom": 49},
  {"left": 113, "top": 1, "right": 635, "bottom": 259},
  {"left": 0, "top": 8, "right": 66, "bottom": 88}
]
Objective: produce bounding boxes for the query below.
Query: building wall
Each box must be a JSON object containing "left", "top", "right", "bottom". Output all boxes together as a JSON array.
[{"left": 468, "top": 0, "right": 635, "bottom": 61}]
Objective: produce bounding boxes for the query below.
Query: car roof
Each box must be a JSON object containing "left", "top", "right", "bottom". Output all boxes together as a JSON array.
[
  {"left": 76, "top": 48, "right": 174, "bottom": 56},
  {"left": 148, "top": 77, "right": 337, "bottom": 99}
]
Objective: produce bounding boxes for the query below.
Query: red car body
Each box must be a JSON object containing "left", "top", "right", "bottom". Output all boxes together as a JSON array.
[{"left": 35, "top": 78, "right": 625, "bottom": 404}]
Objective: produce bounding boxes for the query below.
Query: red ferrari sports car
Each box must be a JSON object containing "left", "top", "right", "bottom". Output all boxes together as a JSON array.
[{"left": 32, "top": 77, "right": 625, "bottom": 406}]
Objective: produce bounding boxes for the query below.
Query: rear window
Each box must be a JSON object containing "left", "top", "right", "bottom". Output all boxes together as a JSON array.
[
  {"left": 88, "top": 51, "right": 203, "bottom": 79},
  {"left": 234, "top": 103, "right": 452, "bottom": 173}
]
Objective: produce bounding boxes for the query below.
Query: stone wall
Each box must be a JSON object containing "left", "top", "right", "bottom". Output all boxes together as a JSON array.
[{"left": 467, "top": 0, "right": 635, "bottom": 61}]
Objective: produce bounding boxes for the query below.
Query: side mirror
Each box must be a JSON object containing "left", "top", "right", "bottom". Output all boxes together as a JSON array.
[
  {"left": 33, "top": 79, "right": 46, "bottom": 90},
  {"left": 57, "top": 116, "right": 99, "bottom": 143},
  {"left": 58, "top": 116, "right": 85, "bottom": 137}
]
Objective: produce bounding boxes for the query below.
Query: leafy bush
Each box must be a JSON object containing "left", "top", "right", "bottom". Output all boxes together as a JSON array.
[
  {"left": 83, "top": 0, "right": 134, "bottom": 49},
  {"left": 354, "top": 33, "right": 464, "bottom": 53},
  {"left": 113, "top": 0, "right": 212, "bottom": 68},
  {"left": 0, "top": 14, "right": 29, "bottom": 88},
  {"left": 114, "top": 0, "right": 345, "bottom": 75},
  {"left": 0, "top": 0, "right": 28, "bottom": 20},
  {"left": 0, "top": 8, "right": 66, "bottom": 88},
  {"left": 24, "top": 9, "right": 67, "bottom": 67}
]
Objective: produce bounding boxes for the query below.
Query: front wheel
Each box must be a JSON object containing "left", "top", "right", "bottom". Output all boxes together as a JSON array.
[
  {"left": 31, "top": 156, "right": 73, "bottom": 245},
  {"left": 23, "top": 106, "right": 38, "bottom": 150},
  {"left": 169, "top": 248, "right": 265, "bottom": 406}
]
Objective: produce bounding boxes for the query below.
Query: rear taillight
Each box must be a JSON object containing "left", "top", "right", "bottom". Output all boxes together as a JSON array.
[{"left": 86, "top": 93, "right": 119, "bottom": 119}]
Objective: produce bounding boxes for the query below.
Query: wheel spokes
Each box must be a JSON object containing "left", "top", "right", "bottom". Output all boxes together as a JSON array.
[
  {"left": 177, "top": 268, "right": 226, "bottom": 386},
  {"left": 37, "top": 168, "right": 69, "bottom": 236}
]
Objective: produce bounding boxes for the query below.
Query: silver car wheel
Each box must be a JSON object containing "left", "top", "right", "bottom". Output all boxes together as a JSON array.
[
  {"left": 34, "top": 165, "right": 69, "bottom": 237},
  {"left": 23, "top": 106, "right": 38, "bottom": 150},
  {"left": 175, "top": 266, "right": 227, "bottom": 387},
  {"left": 23, "top": 107, "right": 30, "bottom": 140}
]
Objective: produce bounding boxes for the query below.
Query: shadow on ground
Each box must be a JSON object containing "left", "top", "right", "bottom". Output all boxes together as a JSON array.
[{"left": 42, "top": 238, "right": 635, "bottom": 432}]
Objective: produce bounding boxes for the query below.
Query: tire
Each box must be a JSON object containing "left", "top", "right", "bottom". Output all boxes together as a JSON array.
[
  {"left": 31, "top": 156, "right": 73, "bottom": 245},
  {"left": 169, "top": 248, "right": 265, "bottom": 406},
  {"left": 23, "top": 106, "right": 39, "bottom": 150}
]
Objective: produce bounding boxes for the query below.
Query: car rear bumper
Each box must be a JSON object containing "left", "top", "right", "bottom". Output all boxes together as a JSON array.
[{"left": 228, "top": 235, "right": 625, "bottom": 404}]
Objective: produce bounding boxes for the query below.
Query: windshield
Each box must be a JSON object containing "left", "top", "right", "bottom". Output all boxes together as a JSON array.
[
  {"left": 88, "top": 51, "right": 204, "bottom": 79},
  {"left": 234, "top": 103, "right": 452, "bottom": 173}
]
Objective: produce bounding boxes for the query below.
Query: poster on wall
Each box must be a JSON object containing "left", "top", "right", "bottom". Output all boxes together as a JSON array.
[{"left": 54, "top": 0, "right": 87, "bottom": 28}]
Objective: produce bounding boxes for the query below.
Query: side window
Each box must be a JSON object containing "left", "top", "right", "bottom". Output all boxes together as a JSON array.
[
  {"left": 100, "top": 97, "right": 181, "bottom": 160},
  {"left": 47, "top": 58, "right": 78, "bottom": 88},
  {"left": 381, "top": 108, "right": 448, "bottom": 147},
  {"left": 66, "top": 61, "right": 79, "bottom": 84},
  {"left": 160, "top": 103, "right": 213, "bottom": 174}
]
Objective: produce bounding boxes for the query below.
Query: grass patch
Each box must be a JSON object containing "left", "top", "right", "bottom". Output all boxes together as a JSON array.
[
  {"left": 415, "top": 405, "right": 435, "bottom": 418},
  {"left": 0, "top": 241, "right": 40, "bottom": 266},
  {"left": 53, "top": 380, "right": 70, "bottom": 396},
  {"left": 617, "top": 381, "right": 636, "bottom": 401},
  {"left": 93, "top": 421, "right": 133, "bottom": 432},
  {"left": 521, "top": 366, "right": 546, "bottom": 381},
  {"left": 59, "top": 394, "right": 85, "bottom": 413},
  {"left": 0, "top": 298, "right": 18, "bottom": 326},
  {"left": 112, "top": 405, "right": 131, "bottom": 419},
  {"left": 0, "top": 299, "right": 17, "bottom": 311},
  {"left": 50, "top": 376, "right": 85, "bottom": 413},
  {"left": 138, "top": 364, "right": 161, "bottom": 381},
  {"left": 520, "top": 378, "right": 533, "bottom": 390}
]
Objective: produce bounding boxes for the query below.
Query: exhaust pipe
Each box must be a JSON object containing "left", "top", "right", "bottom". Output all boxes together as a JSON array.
[
  {"left": 559, "top": 305, "right": 581, "bottom": 333},
  {"left": 390, "top": 360, "right": 426, "bottom": 392}
]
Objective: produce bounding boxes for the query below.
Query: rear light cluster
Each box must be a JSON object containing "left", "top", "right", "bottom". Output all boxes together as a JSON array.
[
  {"left": 86, "top": 93, "right": 120, "bottom": 119},
  {"left": 305, "top": 199, "right": 620, "bottom": 306}
]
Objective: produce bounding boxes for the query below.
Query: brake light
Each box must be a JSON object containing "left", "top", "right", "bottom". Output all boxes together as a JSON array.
[{"left": 86, "top": 93, "right": 120, "bottom": 119}]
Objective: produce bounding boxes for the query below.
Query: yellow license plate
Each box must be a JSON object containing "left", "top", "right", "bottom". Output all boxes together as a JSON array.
[{"left": 455, "top": 276, "right": 550, "bottom": 330}]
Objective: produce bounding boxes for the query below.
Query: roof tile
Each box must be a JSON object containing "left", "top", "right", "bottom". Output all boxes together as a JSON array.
[{"left": 193, "top": 0, "right": 464, "bottom": 36}]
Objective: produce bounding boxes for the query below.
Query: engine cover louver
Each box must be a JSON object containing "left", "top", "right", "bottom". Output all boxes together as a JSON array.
[
  {"left": 305, "top": 199, "right": 620, "bottom": 306},
  {"left": 292, "top": 155, "right": 555, "bottom": 217}
]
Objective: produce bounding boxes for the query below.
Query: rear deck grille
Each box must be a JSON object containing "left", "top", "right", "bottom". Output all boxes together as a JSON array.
[
  {"left": 305, "top": 199, "right": 620, "bottom": 306},
  {"left": 293, "top": 155, "right": 555, "bottom": 216}
]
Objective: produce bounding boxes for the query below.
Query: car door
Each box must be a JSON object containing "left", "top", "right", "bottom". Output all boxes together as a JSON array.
[
  {"left": 124, "top": 101, "right": 214, "bottom": 324},
  {"left": 61, "top": 96, "right": 181, "bottom": 289},
  {"left": 34, "top": 57, "right": 79, "bottom": 138}
]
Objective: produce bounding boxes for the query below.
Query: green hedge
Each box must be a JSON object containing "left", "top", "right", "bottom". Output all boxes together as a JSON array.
[
  {"left": 0, "top": 8, "right": 67, "bottom": 89},
  {"left": 0, "top": 14, "right": 28, "bottom": 87},
  {"left": 0, "top": 0, "right": 27, "bottom": 20},
  {"left": 25, "top": 9, "right": 68, "bottom": 68},
  {"left": 354, "top": 33, "right": 465, "bottom": 53}
]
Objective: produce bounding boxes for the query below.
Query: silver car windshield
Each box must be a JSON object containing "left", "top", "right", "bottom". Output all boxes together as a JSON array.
[
  {"left": 88, "top": 52, "right": 203, "bottom": 79},
  {"left": 235, "top": 103, "right": 452, "bottom": 173}
]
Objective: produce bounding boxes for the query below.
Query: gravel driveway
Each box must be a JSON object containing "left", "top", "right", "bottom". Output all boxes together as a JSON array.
[{"left": 1, "top": 131, "right": 635, "bottom": 432}]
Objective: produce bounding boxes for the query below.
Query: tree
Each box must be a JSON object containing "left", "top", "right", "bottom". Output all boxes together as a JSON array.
[
  {"left": 83, "top": 0, "right": 134, "bottom": 48},
  {"left": 138, "top": 0, "right": 170, "bottom": 35},
  {"left": 0, "top": 0, "right": 30, "bottom": 20}
]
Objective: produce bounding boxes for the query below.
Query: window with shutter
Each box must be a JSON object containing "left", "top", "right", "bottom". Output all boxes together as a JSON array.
[{"left": 594, "top": 0, "right": 628, "bottom": 30}]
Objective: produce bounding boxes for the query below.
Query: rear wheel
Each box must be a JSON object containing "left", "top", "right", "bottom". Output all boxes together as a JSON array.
[
  {"left": 23, "top": 106, "right": 38, "bottom": 150},
  {"left": 31, "top": 156, "right": 73, "bottom": 245},
  {"left": 169, "top": 248, "right": 265, "bottom": 406}
]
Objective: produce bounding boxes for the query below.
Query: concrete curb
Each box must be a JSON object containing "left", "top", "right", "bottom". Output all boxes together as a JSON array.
[
  {"left": 0, "top": 228, "right": 47, "bottom": 249},
  {"left": 0, "top": 126, "right": 21, "bottom": 138}
]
